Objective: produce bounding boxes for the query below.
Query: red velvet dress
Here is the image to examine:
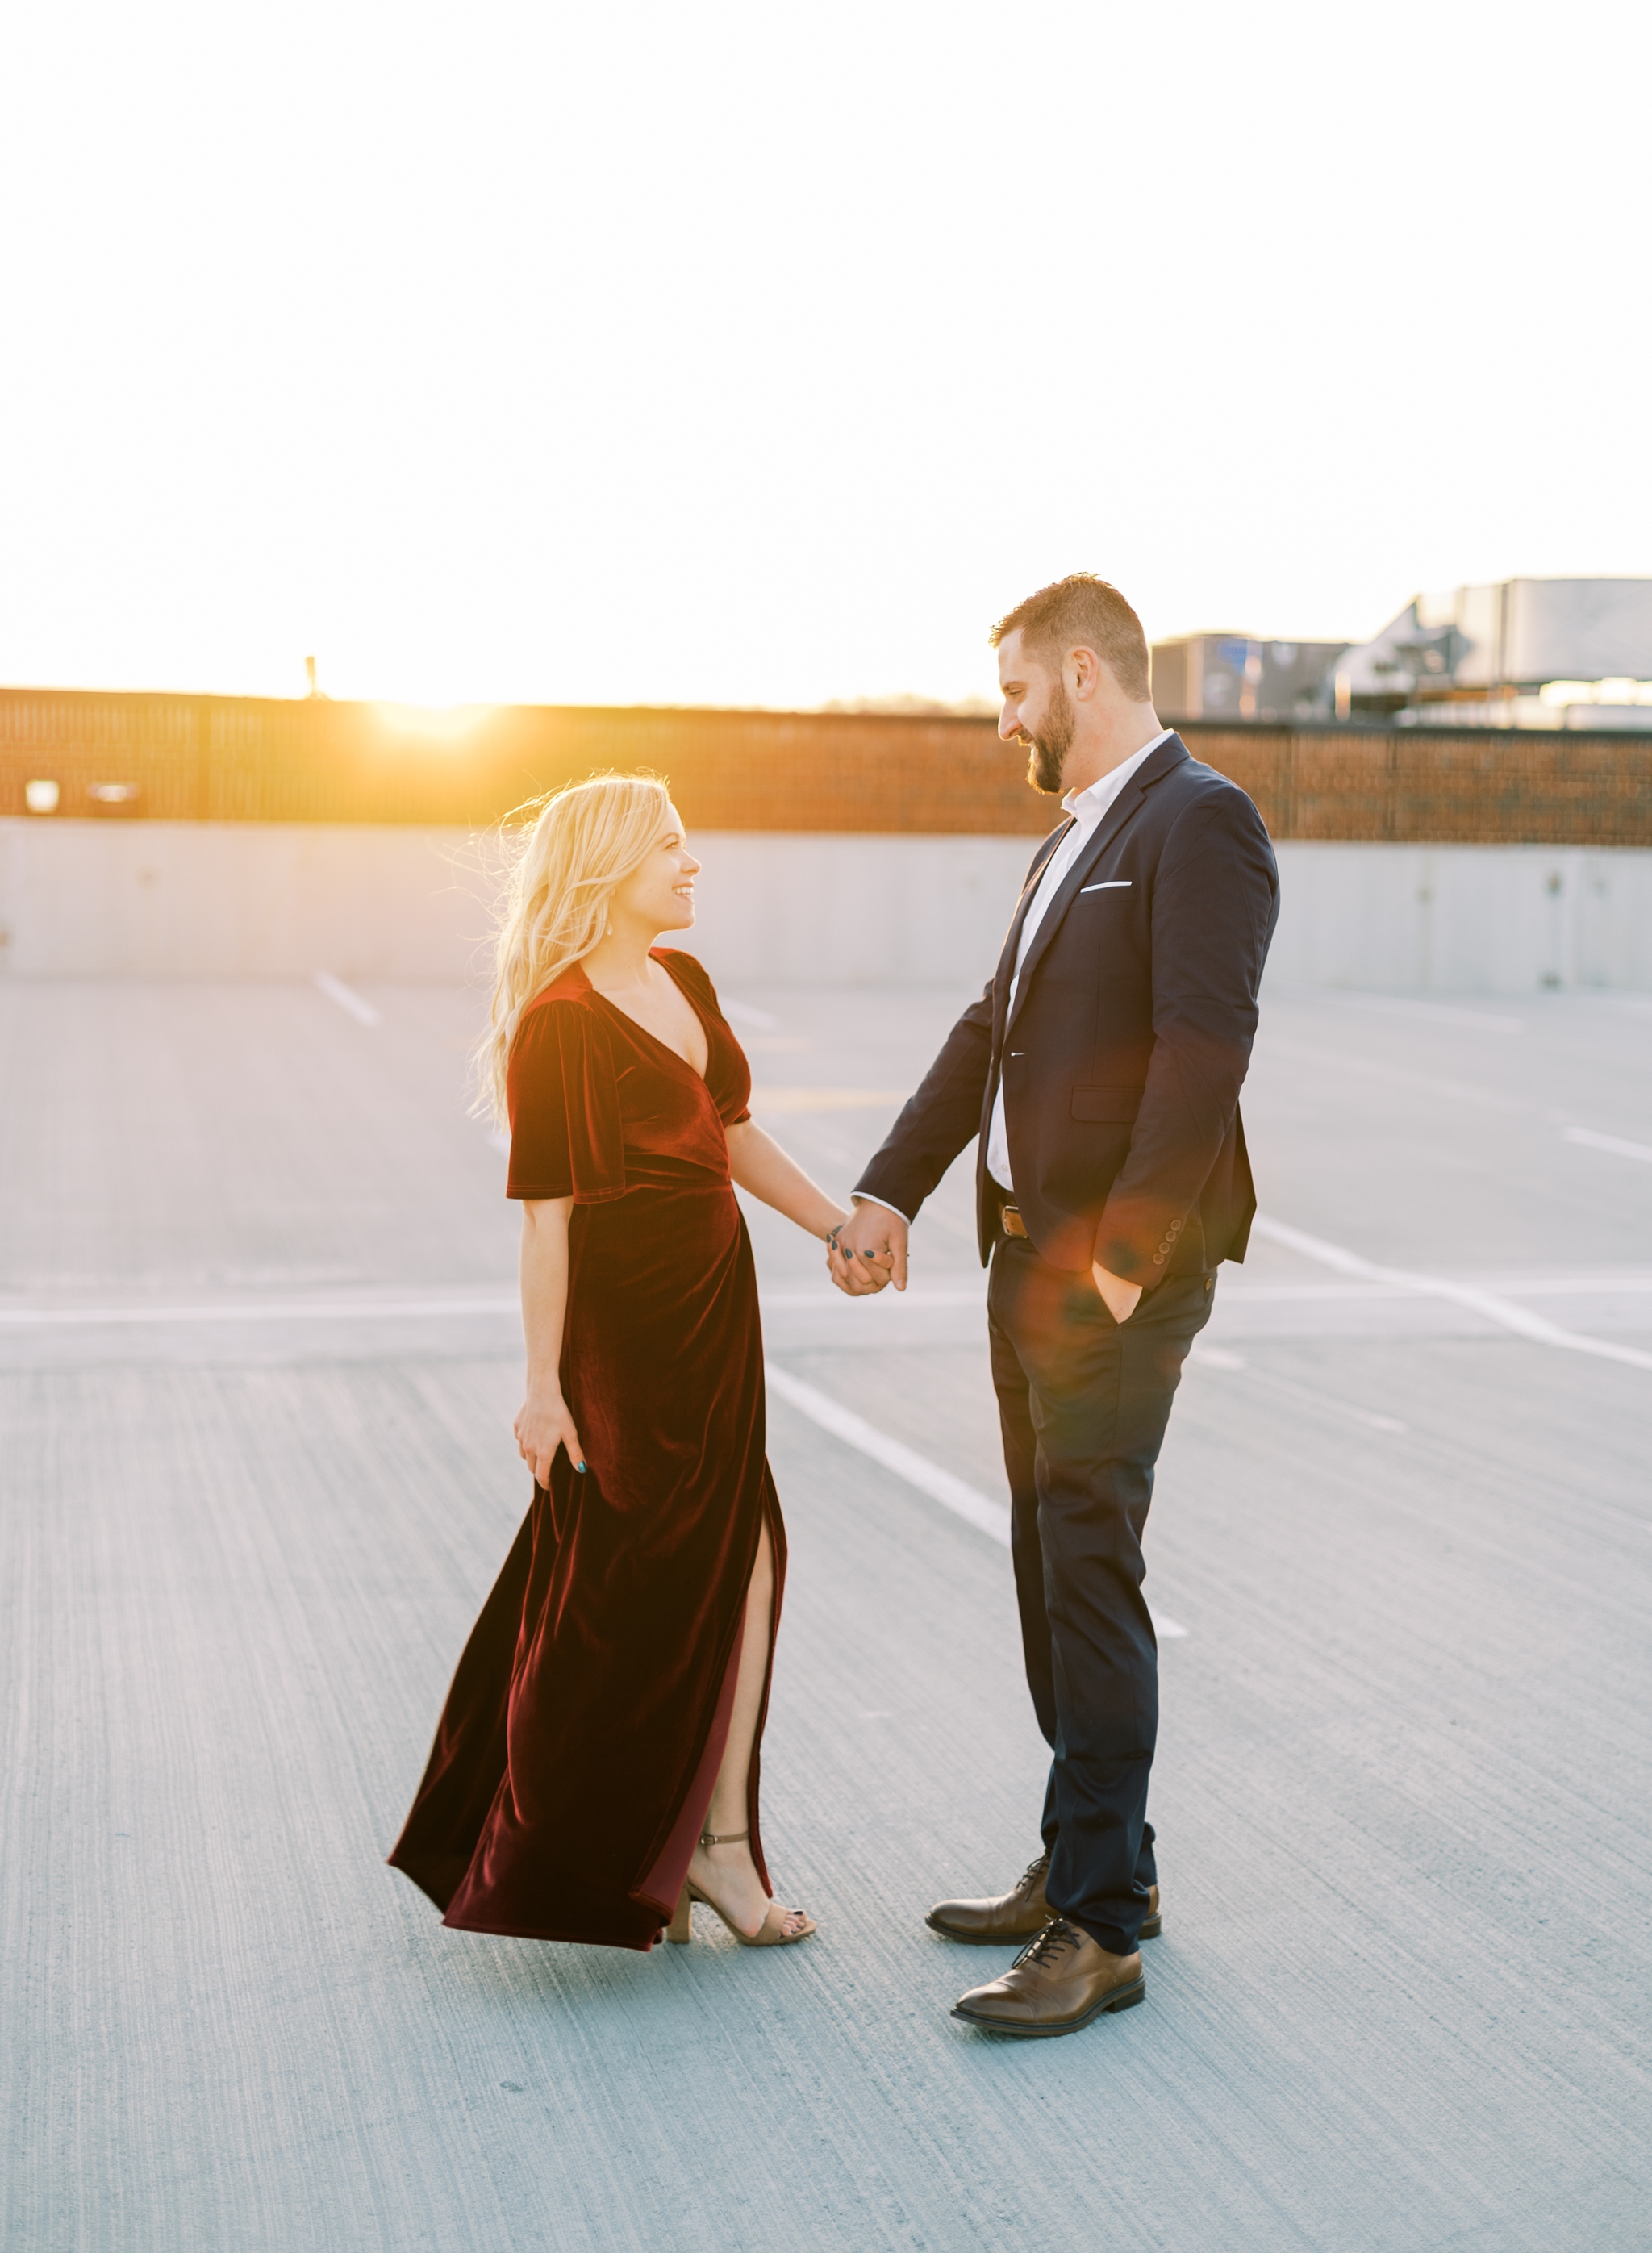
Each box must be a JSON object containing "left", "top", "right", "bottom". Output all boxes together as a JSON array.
[{"left": 389, "top": 949, "right": 784, "bottom": 1951}]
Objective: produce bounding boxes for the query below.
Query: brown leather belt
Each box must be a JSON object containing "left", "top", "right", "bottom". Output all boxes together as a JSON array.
[{"left": 998, "top": 1201, "right": 1029, "bottom": 1239}]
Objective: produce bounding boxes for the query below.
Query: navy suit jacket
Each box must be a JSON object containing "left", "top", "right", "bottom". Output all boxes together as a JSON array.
[{"left": 853, "top": 733, "right": 1280, "bottom": 1281}]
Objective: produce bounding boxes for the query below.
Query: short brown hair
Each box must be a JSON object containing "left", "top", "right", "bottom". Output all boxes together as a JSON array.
[{"left": 990, "top": 574, "right": 1151, "bottom": 702}]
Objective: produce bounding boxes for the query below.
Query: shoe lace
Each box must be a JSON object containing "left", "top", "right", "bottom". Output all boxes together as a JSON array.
[{"left": 1012, "top": 1917, "right": 1083, "bottom": 1971}]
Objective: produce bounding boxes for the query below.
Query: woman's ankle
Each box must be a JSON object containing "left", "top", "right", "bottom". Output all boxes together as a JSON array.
[
  {"left": 699, "top": 1824, "right": 747, "bottom": 1850},
  {"left": 696, "top": 1837, "right": 753, "bottom": 1870}
]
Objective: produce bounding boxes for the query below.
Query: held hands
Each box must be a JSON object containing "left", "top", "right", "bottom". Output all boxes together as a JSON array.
[
  {"left": 820, "top": 1193, "right": 1138, "bottom": 1319},
  {"left": 514, "top": 1390, "right": 587, "bottom": 1488},
  {"left": 826, "top": 1200, "right": 908, "bottom": 1295},
  {"left": 820, "top": 1204, "right": 1137, "bottom": 1317}
]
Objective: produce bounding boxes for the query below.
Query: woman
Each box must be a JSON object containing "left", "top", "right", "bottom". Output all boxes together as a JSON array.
[{"left": 389, "top": 772, "right": 860, "bottom": 1952}]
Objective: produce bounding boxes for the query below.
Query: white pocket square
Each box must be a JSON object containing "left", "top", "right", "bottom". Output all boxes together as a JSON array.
[{"left": 1079, "top": 880, "right": 1132, "bottom": 892}]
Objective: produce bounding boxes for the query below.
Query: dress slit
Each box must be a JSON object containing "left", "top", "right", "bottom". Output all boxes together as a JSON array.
[
  {"left": 388, "top": 949, "right": 786, "bottom": 1951},
  {"left": 635, "top": 1596, "right": 746, "bottom": 1917},
  {"left": 634, "top": 1483, "right": 785, "bottom": 1918}
]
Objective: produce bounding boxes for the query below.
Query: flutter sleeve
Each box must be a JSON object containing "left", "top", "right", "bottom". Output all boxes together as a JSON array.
[{"left": 504, "top": 995, "right": 627, "bottom": 1203}]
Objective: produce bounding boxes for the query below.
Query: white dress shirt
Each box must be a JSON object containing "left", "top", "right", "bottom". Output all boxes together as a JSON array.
[
  {"left": 853, "top": 728, "right": 1171, "bottom": 1229},
  {"left": 984, "top": 729, "right": 1170, "bottom": 1193}
]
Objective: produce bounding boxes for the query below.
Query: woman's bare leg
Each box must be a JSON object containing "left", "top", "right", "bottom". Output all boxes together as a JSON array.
[{"left": 686, "top": 1517, "right": 808, "bottom": 1937}]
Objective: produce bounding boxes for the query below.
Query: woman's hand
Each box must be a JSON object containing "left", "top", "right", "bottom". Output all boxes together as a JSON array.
[
  {"left": 828, "top": 1201, "right": 905, "bottom": 1295},
  {"left": 514, "top": 1390, "right": 586, "bottom": 1488},
  {"left": 517, "top": 1198, "right": 578, "bottom": 1485}
]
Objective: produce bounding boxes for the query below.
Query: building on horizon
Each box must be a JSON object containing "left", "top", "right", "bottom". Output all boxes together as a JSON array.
[
  {"left": 1153, "top": 579, "right": 1652, "bottom": 731},
  {"left": 1149, "top": 636, "right": 1346, "bottom": 725},
  {"left": 1332, "top": 579, "right": 1652, "bottom": 728}
]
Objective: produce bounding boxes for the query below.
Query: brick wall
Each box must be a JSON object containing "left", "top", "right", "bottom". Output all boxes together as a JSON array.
[
  {"left": 2, "top": 687, "right": 1648, "bottom": 844},
  {"left": 1186, "top": 726, "right": 1652, "bottom": 846}
]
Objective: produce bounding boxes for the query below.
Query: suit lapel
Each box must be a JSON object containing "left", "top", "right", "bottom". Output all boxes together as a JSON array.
[
  {"left": 1004, "top": 735, "right": 1189, "bottom": 1037},
  {"left": 991, "top": 821, "right": 1070, "bottom": 1041}
]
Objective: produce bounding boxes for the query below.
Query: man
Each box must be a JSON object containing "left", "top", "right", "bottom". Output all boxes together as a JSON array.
[{"left": 831, "top": 574, "right": 1278, "bottom": 2038}]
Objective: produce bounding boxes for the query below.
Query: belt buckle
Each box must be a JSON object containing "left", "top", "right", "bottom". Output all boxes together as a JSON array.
[{"left": 999, "top": 1202, "right": 1028, "bottom": 1240}]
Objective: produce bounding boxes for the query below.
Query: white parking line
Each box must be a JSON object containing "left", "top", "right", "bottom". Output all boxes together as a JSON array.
[
  {"left": 762, "top": 1362, "right": 1188, "bottom": 1638},
  {"left": 0, "top": 1297, "right": 517, "bottom": 1326},
  {"left": 1190, "top": 1344, "right": 1246, "bottom": 1370},
  {"left": 1325, "top": 995, "right": 1524, "bottom": 1035},
  {"left": 761, "top": 1275, "right": 1652, "bottom": 1312},
  {"left": 1260, "top": 1036, "right": 1527, "bottom": 1118},
  {"left": 1221, "top": 1275, "right": 1652, "bottom": 1303},
  {"left": 1192, "top": 1354, "right": 1408, "bottom": 1433},
  {"left": 1252, "top": 1217, "right": 1652, "bottom": 1375},
  {"left": 760, "top": 1288, "right": 987, "bottom": 1308},
  {"left": 1481, "top": 1274, "right": 1652, "bottom": 1299},
  {"left": 1566, "top": 1126, "right": 1652, "bottom": 1165},
  {"left": 749, "top": 1089, "right": 907, "bottom": 1114},
  {"left": 314, "top": 972, "right": 382, "bottom": 1027}
]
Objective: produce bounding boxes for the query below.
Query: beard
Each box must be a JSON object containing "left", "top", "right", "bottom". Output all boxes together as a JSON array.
[{"left": 1024, "top": 681, "right": 1075, "bottom": 794}]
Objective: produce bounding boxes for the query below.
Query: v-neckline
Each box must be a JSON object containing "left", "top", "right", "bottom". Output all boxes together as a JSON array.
[{"left": 583, "top": 953, "right": 712, "bottom": 1084}]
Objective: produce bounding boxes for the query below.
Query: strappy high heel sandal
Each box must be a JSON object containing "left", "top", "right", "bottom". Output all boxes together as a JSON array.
[{"left": 665, "top": 1829, "right": 816, "bottom": 1947}]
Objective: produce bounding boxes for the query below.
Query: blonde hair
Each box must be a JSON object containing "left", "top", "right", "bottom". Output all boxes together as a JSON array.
[{"left": 473, "top": 770, "right": 674, "bottom": 1125}]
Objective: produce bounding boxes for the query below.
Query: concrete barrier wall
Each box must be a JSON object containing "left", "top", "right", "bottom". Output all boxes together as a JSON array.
[
  {"left": 2, "top": 819, "right": 1650, "bottom": 994},
  {"left": 1265, "top": 842, "right": 1652, "bottom": 993},
  {"left": 0, "top": 820, "right": 496, "bottom": 983}
]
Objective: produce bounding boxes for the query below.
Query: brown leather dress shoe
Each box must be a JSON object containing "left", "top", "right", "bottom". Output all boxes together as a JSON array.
[
  {"left": 951, "top": 1917, "right": 1145, "bottom": 2038},
  {"left": 927, "top": 1854, "right": 1051, "bottom": 1944},
  {"left": 928, "top": 1857, "right": 1162, "bottom": 1944}
]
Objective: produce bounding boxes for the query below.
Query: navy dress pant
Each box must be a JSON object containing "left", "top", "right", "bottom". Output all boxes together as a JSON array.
[{"left": 987, "top": 1233, "right": 1215, "bottom": 1955}]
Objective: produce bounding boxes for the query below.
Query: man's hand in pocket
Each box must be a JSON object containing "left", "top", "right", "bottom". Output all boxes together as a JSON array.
[{"left": 1091, "top": 1262, "right": 1144, "bottom": 1325}]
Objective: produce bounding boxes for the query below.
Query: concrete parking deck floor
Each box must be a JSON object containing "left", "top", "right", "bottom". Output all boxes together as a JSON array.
[{"left": 3, "top": 976, "right": 1650, "bottom": 2251}]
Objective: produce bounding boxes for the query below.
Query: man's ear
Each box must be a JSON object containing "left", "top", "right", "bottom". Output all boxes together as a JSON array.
[{"left": 1069, "top": 645, "right": 1101, "bottom": 701}]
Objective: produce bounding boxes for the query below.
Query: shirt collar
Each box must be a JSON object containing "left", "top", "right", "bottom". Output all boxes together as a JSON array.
[{"left": 1060, "top": 728, "right": 1173, "bottom": 829}]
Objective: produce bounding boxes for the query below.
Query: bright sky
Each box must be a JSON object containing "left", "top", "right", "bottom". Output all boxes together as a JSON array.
[{"left": 2, "top": 0, "right": 1648, "bottom": 711}]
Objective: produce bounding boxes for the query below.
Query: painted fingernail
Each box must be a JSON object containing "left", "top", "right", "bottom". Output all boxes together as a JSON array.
[{"left": 576, "top": 1461, "right": 587, "bottom": 1474}]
